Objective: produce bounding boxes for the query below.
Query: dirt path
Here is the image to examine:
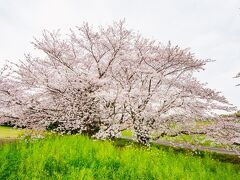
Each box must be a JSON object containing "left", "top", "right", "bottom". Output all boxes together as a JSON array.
[
  {"left": 154, "top": 139, "right": 239, "bottom": 156},
  {"left": 122, "top": 136, "right": 240, "bottom": 156}
]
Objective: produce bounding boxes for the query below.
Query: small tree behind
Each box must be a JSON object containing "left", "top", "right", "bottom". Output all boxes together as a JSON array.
[{"left": 235, "top": 72, "right": 240, "bottom": 86}]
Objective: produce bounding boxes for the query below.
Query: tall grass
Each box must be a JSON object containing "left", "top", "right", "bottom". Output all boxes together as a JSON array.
[{"left": 0, "top": 135, "right": 239, "bottom": 180}]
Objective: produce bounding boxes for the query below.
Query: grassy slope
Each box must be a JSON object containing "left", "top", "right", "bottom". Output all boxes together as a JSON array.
[{"left": 0, "top": 135, "right": 239, "bottom": 180}]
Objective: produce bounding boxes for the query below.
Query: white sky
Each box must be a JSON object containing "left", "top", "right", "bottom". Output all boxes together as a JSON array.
[{"left": 0, "top": 0, "right": 239, "bottom": 109}]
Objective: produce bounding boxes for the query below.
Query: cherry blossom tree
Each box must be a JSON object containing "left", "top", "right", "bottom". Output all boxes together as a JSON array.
[
  {"left": 207, "top": 116, "right": 240, "bottom": 146},
  {"left": 0, "top": 65, "right": 27, "bottom": 126},
  {"left": 0, "top": 20, "right": 236, "bottom": 145}
]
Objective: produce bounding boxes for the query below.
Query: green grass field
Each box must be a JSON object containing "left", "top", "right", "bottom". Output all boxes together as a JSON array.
[
  {"left": 0, "top": 126, "right": 23, "bottom": 139},
  {"left": 0, "top": 126, "right": 25, "bottom": 146},
  {"left": 0, "top": 133, "right": 239, "bottom": 179}
]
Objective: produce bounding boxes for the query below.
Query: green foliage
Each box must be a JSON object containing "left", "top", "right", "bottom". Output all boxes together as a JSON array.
[
  {"left": 235, "top": 112, "right": 240, "bottom": 117},
  {"left": 121, "top": 130, "right": 133, "bottom": 137},
  {"left": 220, "top": 112, "right": 240, "bottom": 118},
  {"left": 0, "top": 135, "right": 239, "bottom": 179}
]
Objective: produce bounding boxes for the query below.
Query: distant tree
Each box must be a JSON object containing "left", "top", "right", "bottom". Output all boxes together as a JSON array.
[
  {"left": 0, "top": 20, "right": 236, "bottom": 145},
  {"left": 235, "top": 72, "right": 240, "bottom": 86}
]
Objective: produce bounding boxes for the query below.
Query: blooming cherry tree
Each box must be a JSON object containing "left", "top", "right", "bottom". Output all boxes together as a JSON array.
[{"left": 0, "top": 20, "right": 237, "bottom": 145}]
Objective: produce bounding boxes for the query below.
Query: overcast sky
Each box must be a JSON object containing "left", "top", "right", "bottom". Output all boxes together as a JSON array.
[{"left": 0, "top": 0, "right": 239, "bottom": 109}]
